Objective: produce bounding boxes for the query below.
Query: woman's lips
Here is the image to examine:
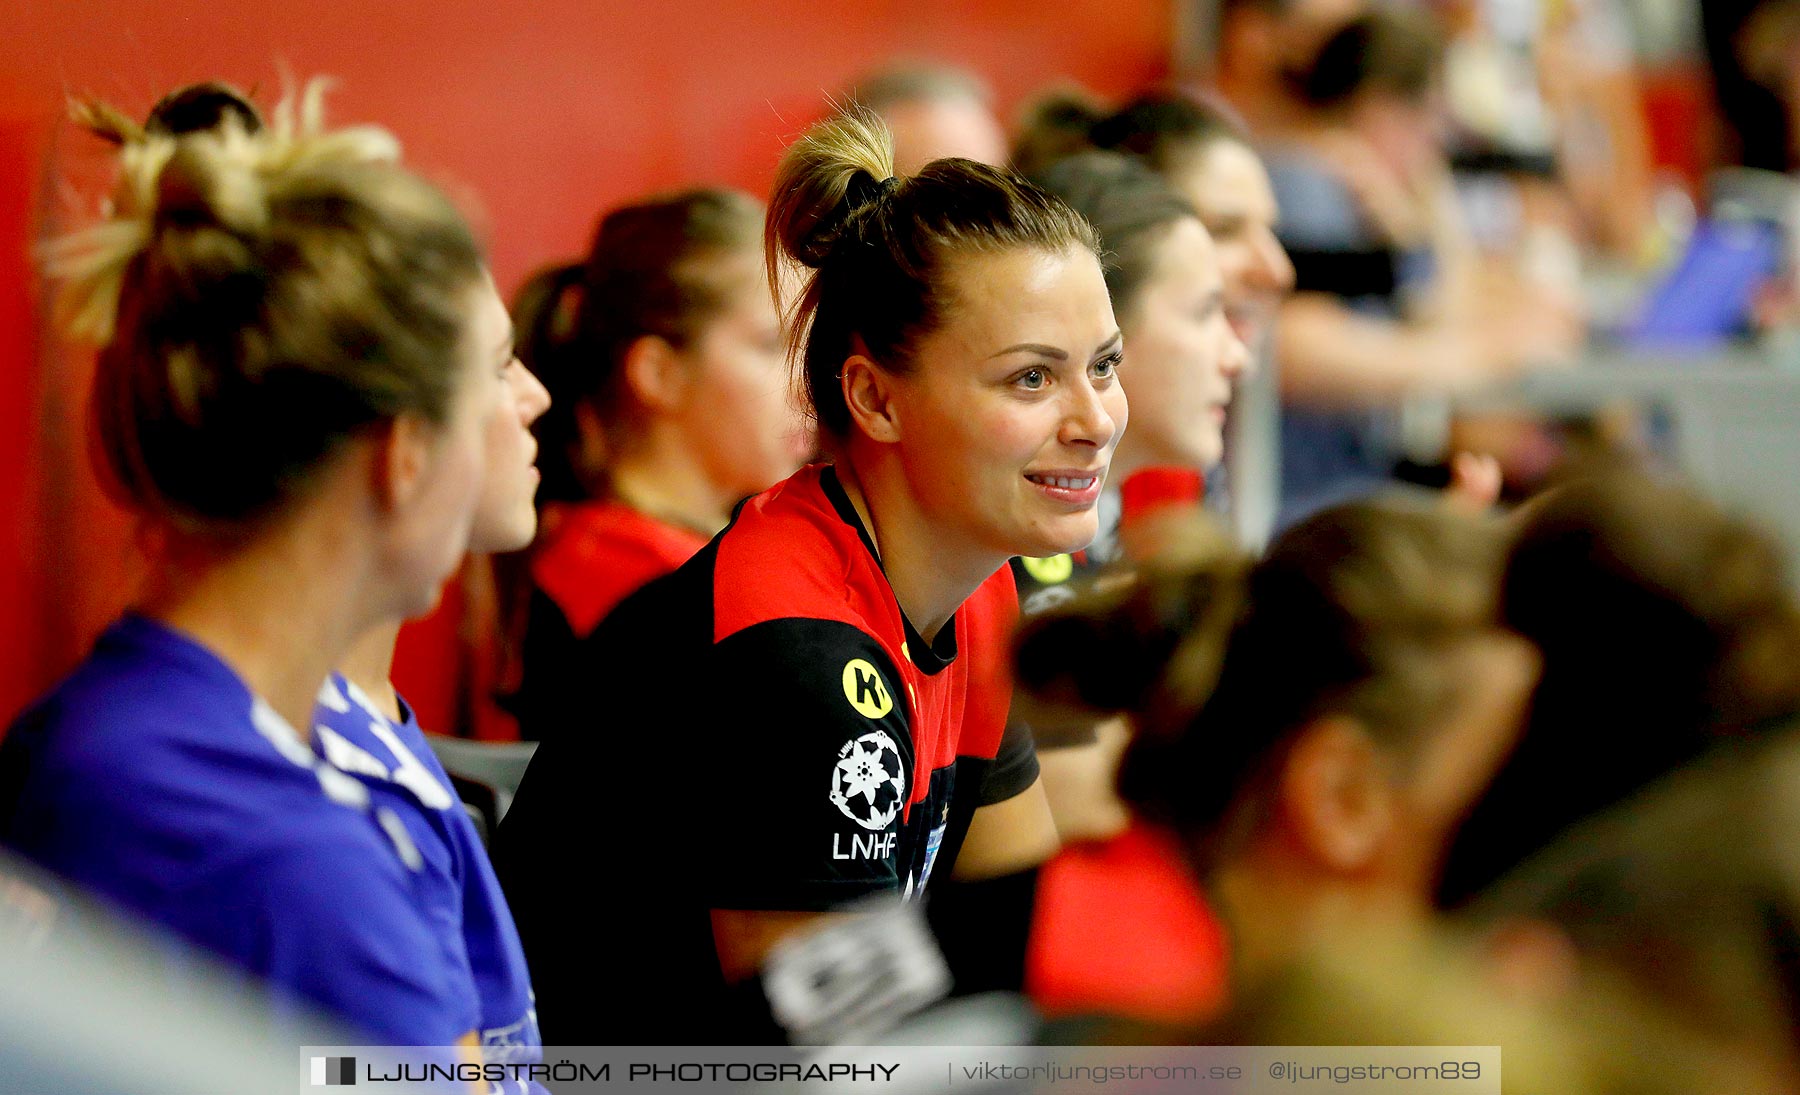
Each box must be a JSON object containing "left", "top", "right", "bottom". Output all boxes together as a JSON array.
[{"left": 1025, "top": 470, "right": 1104, "bottom": 506}]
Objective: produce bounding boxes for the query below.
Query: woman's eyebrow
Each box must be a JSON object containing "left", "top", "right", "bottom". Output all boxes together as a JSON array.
[
  {"left": 1090, "top": 331, "right": 1123, "bottom": 359},
  {"left": 987, "top": 342, "right": 1069, "bottom": 361},
  {"left": 495, "top": 326, "right": 517, "bottom": 362}
]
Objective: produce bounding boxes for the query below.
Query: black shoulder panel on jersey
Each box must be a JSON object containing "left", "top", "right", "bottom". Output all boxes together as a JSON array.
[
  {"left": 494, "top": 543, "right": 721, "bottom": 1043},
  {"left": 703, "top": 618, "right": 916, "bottom": 911}
]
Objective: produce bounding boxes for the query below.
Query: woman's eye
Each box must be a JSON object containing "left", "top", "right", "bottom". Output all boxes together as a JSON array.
[
  {"left": 1091, "top": 353, "right": 1123, "bottom": 379},
  {"left": 1016, "top": 367, "right": 1048, "bottom": 390}
]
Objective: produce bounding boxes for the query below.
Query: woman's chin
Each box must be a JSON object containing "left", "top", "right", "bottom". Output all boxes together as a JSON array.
[{"left": 1015, "top": 515, "right": 1100, "bottom": 561}]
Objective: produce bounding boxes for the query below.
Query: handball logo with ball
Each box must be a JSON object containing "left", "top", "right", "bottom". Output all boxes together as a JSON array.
[{"left": 829, "top": 730, "right": 906, "bottom": 831}]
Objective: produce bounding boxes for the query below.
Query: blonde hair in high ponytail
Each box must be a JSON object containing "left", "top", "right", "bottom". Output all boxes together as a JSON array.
[
  {"left": 764, "top": 106, "right": 894, "bottom": 293},
  {"left": 44, "top": 77, "right": 484, "bottom": 536}
]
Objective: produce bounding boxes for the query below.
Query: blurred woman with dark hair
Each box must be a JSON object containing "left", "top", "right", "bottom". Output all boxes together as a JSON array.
[
  {"left": 1015, "top": 496, "right": 1535, "bottom": 1012},
  {"left": 1017, "top": 88, "right": 1294, "bottom": 351},
  {"left": 1016, "top": 81, "right": 1510, "bottom": 521},
  {"left": 1007, "top": 150, "right": 1245, "bottom": 1021},
  {"left": 1440, "top": 471, "right": 1800, "bottom": 1063},
  {"left": 505, "top": 189, "right": 811, "bottom": 739}
]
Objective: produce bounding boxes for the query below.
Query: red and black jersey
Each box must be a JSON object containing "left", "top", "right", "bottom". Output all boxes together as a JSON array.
[
  {"left": 533, "top": 500, "right": 709, "bottom": 640},
  {"left": 495, "top": 464, "right": 1037, "bottom": 1044},
  {"left": 511, "top": 501, "right": 708, "bottom": 740}
]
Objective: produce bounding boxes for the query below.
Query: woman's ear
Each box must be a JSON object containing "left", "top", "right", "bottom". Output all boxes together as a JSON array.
[
  {"left": 1277, "top": 716, "right": 1396, "bottom": 872},
  {"left": 841, "top": 354, "right": 901, "bottom": 444},
  {"left": 374, "top": 412, "right": 435, "bottom": 512},
  {"left": 622, "top": 334, "right": 689, "bottom": 414}
]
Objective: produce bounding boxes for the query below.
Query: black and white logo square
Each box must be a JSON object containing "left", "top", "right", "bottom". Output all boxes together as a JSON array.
[{"left": 310, "top": 1056, "right": 356, "bottom": 1086}]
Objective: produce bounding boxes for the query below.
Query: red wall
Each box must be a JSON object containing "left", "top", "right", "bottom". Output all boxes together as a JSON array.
[
  {"left": 0, "top": 120, "right": 45, "bottom": 724},
  {"left": 0, "top": 0, "right": 1172, "bottom": 728}
]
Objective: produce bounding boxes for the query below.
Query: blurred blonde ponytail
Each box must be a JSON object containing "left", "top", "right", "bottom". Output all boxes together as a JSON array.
[{"left": 42, "top": 77, "right": 485, "bottom": 535}]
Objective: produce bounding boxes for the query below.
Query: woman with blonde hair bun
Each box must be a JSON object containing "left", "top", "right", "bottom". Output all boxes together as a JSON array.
[
  {"left": 0, "top": 84, "right": 508, "bottom": 1052},
  {"left": 499, "top": 107, "right": 1124, "bottom": 1043}
]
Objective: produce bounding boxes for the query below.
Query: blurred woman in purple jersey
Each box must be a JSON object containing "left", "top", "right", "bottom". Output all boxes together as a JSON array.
[{"left": 0, "top": 80, "right": 503, "bottom": 1053}]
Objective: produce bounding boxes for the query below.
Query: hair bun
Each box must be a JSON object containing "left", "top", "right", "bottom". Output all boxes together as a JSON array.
[
  {"left": 145, "top": 82, "right": 265, "bottom": 139},
  {"left": 1012, "top": 87, "right": 1108, "bottom": 177},
  {"left": 155, "top": 137, "right": 269, "bottom": 237},
  {"left": 797, "top": 165, "right": 896, "bottom": 267},
  {"left": 766, "top": 108, "right": 896, "bottom": 274}
]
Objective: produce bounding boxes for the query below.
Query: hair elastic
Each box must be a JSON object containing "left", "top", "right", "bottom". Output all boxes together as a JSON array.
[{"left": 847, "top": 172, "right": 900, "bottom": 210}]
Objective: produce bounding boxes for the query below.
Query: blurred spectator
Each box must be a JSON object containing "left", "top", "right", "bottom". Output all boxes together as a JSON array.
[
  {"left": 1536, "top": 0, "right": 1659, "bottom": 259},
  {"left": 1443, "top": 470, "right": 1800, "bottom": 901},
  {"left": 1736, "top": 0, "right": 1800, "bottom": 168},
  {"left": 1011, "top": 151, "right": 1246, "bottom": 1023},
  {"left": 1264, "top": 7, "right": 1580, "bottom": 522},
  {"left": 1472, "top": 727, "right": 1800, "bottom": 1067},
  {"left": 3, "top": 83, "right": 496, "bottom": 1053},
  {"left": 851, "top": 62, "right": 1009, "bottom": 173},
  {"left": 143, "top": 77, "right": 553, "bottom": 1076},
  {"left": 1015, "top": 496, "right": 1534, "bottom": 1008},
  {"left": 1015, "top": 84, "right": 1507, "bottom": 521},
  {"left": 1444, "top": 471, "right": 1800, "bottom": 898},
  {"left": 323, "top": 303, "right": 550, "bottom": 1070},
  {"left": 1441, "top": 470, "right": 1800, "bottom": 1059},
  {"left": 503, "top": 189, "right": 809, "bottom": 741},
  {"left": 1197, "top": 921, "right": 1798, "bottom": 1094},
  {"left": 1214, "top": 0, "right": 1371, "bottom": 135},
  {"left": 1705, "top": 0, "right": 1795, "bottom": 171},
  {"left": 1027, "top": 152, "right": 1248, "bottom": 529},
  {"left": 1016, "top": 88, "right": 1295, "bottom": 348},
  {"left": 1437, "top": 0, "right": 1657, "bottom": 260}
]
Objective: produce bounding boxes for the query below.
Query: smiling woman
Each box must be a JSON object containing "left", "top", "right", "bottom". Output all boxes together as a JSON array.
[{"left": 495, "top": 107, "right": 1117, "bottom": 1044}]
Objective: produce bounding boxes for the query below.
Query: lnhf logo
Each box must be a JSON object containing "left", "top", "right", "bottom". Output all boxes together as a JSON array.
[
  {"left": 310, "top": 1056, "right": 356, "bottom": 1086},
  {"left": 829, "top": 730, "right": 906, "bottom": 831}
]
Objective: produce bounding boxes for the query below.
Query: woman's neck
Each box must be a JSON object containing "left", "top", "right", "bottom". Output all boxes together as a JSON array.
[
  {"left": 1211, "top": 849, "right": 1418, "bottom": 990},
  {"left": 834, "top": 455, "right": 1002, "bottom": 645},
  {"left": 609, "top": 427, "right": 734, "bottom": 535},
  {"left": 139, "top": 517, "right": 377, "bottom": 741},
  {"left": 339, "top": 622, "right": 405, "bottom": 723}
]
